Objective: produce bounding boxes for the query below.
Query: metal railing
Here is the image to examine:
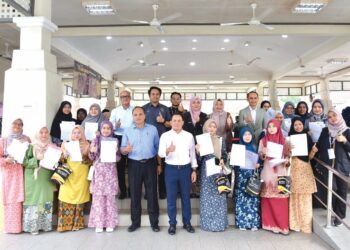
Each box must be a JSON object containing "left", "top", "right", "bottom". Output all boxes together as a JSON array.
[{"left": 313, "top": 157, "right": 350, "bottom": 230}]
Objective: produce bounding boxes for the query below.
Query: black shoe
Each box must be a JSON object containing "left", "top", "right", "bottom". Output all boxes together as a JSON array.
[
  {"left": 333, "top": 218, "right": 343, "bottom": 227},
  {"left": 127, "top": 225, "right": 140, "bottom": 232},
  {"left": 183, "top": 224, "right": 195, "bottom": 233},
  {"left": 168, "top": 225, "right": 176, "bottom": 235},
  {"left": 118, "top": 193, "right": 127, "bottom": 200},
  {"left": 151, "top": 225, "right": 160, "bottom": 232},
  {"left": 159, "top": 194, "right": 166, "bottom": 200}
]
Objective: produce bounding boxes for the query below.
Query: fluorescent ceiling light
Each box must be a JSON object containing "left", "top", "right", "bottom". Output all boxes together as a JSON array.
[
  {"left": 192, "top": 39, "right": 197, "bottom": 43},
  {"left": 221, "top": 47, "right": 226, "bottom": 50},
  {"left": 162, "top": 47, "right": 168, "bottom": 51},
  {"left": 223, "top": 38, "right": 230, "bottom": 43},
  {"left": 327, "top": 58, "right": 348, "bottom": 65},
  {"left": 281, "top": 34, "right": 288, "bottom": 38},
  {"left": 106, "top": 36, "right": 112, "bottom": 40},
  {"left": 82, "top": 0, "right": 116, "bottom": 15},
  {"left": 138, "top": 42, "right": 144, "bottom": 47},
  {"left": 292, "top": 0, "right": 329, "bottom": 14},
  {"left": 192, "top": 47, "right": 197, "bottom": 50},
  {"left": 189, "top": 62, "right": 196, "bottom": 66},
  {"left": 160, "top": 40, "right": 166, "bottom": 43}
]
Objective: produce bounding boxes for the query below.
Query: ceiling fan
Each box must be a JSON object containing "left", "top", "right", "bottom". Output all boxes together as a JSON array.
[
  {"left": 227, "top": 50, "right": 261, "bottom": 67},
  {"left": 132, "top": 4, "right": 181, "bottom": 33},
  {"left": 132, "top": 60, "right": 165, "bottom": 67},
  {"left": 220, "top": 3, "right": 274, "bottom": 31},
  {"left": 0, "top": 43, "right": 12, "bottom": 61}
]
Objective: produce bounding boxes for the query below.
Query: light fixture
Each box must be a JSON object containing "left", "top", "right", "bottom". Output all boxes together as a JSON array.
[
  {"left": 229, "top": 75, "right": 235, "bottom": 79},
  {"left": 221, "top": 47, "right": 226, "bottom": 50},
  {"left": 192, "top": 47, "right": 197, "bottom": 50},
  {"left": 82, "top": 0, "right": 116, "bottom": 15},
  {"left": 189, "top": 62, "right": 196, "bottom": 66},
  {"left": 138, "top": 42, "right": 144, "bottom": 47},
  {"left": 281, "top": 34, "right": 288, "bottom": 38},
  {"left": 223, "top": 38, "right": 230, "bottom": 43},
  {"left": 106, "top": 35, "right": 112, "bottom": 40},
  {"left": 327, "top": 58, "right": 348, "bottom": 65},
  {"left": 292, "top": 0, "right": 329, "bottom": 14},
  {"left": 192, "top": 39, "right": 197, "bottom": 43},
  {"left": 160, "top": 39, "right": 166, "bottom": 43},
  {"left": 162, "top": 47, "right": 168, "bottom": 51},
  {"left": 244, "top": 41, "right": 250, "bottom": 47},
  {"left": 138, "top": 59, "right": 145, "bottom": 64}
]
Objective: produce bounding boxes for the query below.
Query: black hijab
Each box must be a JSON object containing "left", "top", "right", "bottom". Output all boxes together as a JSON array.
[
  {"left": 76, "top": 108, "right": 87, "bottom": 125},
  {"left": 50, "top": 101, "right": 75, "bottom": 139},
  {"left": 288, "top": 117, "right": 313, "bottom": 163},
  {"left": 342, "top": 106, "right": 350, "bottom": 127},
  {"left": 295, "top": 101, "right": 310, "bottom": 122}
]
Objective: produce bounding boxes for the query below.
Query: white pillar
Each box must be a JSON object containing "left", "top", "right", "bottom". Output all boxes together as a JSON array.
[
  {"left": 105, "top": 80, "right": 116, "bottom": 110},
  {"left": 2, "top": 17, "right": 62, "bottom": 138},
  {"left": 268, "top": 80, "right": 280, "bottom": 111},
  {"left": 319, "top": 78, "right": 333, "bottom": 111}
]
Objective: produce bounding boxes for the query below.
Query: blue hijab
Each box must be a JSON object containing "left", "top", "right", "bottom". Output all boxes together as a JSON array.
[{"left": 239, "top": 127, "right": 256, "bottom": 153}]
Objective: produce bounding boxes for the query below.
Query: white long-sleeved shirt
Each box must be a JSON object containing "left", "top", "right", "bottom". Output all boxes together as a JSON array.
[
  {"left": 158, "top": 129, "right": 198, "bottom": 169},
  {"left": 109, "top": 105, "right": 134, "bottom": 136}
]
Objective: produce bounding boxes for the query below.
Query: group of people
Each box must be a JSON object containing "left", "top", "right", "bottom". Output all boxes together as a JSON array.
[{"left": 0, "top": 86, "right": 349, "bottom": 237}]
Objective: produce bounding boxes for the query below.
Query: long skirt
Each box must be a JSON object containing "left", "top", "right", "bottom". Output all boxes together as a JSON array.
[
  {"left": 23, "top": 202, "right": 53, "bottom": 233},
  {"left": 4, "top": 203, "right": 22, "bottom": 233},
  {"left": 289, "top": 194, "right": 312, "bottom": 233},
  {"left": 57, "top": 201, "right": 85, "bottom": 232},
  {"left": 88, "top": 195, "right": 118, "bottom": 229},
  {"left": 261, "top": 197, "right": 289, "bottom": 234}
]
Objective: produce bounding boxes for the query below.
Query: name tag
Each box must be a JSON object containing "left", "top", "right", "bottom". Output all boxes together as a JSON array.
[{"left": 328, "top": 148, "right": 335, "bottom": 159}]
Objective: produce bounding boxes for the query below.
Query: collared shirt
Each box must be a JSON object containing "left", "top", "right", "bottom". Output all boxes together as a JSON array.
[
  {"left": 168, "top": 106, "right": 186, "bottom": 116},
  {"left": 158, "top": 129, "right": 198, "bottom": 169},
  {"left": 109, "top": 105, "right": 134, "bottom": 136},
  {"left": 143, "top": 102, "right": 171, "bottom": 136},
  {"left": 121, "top": 123, "right": 159, "bottom": 160},
  {"left": 249, "top": 106, "right": 257, "bottom": 124}
]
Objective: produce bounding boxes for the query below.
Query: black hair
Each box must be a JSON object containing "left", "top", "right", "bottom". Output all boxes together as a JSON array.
[
  {"left": 132, "top": 106, "right": 145, "bottom": 114},
  {"left": 148, "top": 86, "right": 162, "bottom": 96},
  {"left": 247, "top": 91, "right": 258, "bottom": 98},
  {"left": 171, "top": 113, "right": 184, "bottom": 121},
  {"left": 170, "top": 92, "right": 182, "bottom": 99},
  {"left": 260, "top": 100, "right": 271, "bottom": 109},
  {"left": 102, "top": 109, "right": 110, "bottom": 113}
]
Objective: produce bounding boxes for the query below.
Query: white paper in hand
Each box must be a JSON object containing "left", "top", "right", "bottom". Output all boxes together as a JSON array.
[
  {"left": 65, "top": 141, "right": 82, "bottom": 162},
  {"left": 196, "top": 133, "right": 214, "bottom": 156},
  {"left": 266, "top": 141, "right": 284, "bottom": 159},
  {"left": 309, "top": 122, "right": 325, "bottom": 143},
  {"left": 290, "top": 134, "right": 308, "bottom": 156},
  {"left": 60, "top": 121, "right": 75, "bottom": 141},
  {"left": 40, "top": 146, "right": 62, "bottom": 170},
  {"left": 230, "top": 144, "right": 246, "bottom": 167},
  {"left": 100, "top": 140, "right": 118, "bottom": 163},
  {"left": 85, "top": 122, "right": 98, "bottom": 141},
  {"left": 268, "top": 158, "right": 287, "bottom": 168},
  {"left": 244, "top": 151, "right": 259, "bottom": 170},
  {"left": 7, "top": 139, "right": 29, "bottom": 164},
  {"left": 205, "top": 158, "right": 221, "bottom": 177}
]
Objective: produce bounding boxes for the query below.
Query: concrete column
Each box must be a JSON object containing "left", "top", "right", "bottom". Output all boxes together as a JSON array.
[
  {"left": 268, "top": 80, "right": 280, "bottom": 111},
  {"left": 2, "top": 16, "right": 62, "bottom": 137},
  {"left": 256, "top": 82, "right": 264, "bottom": 107},
  {"left": 105, "top": 80, "right": 116, "bottom": 110},
  {"left": 319, "top": 78, "right": 333, "bottom": 111}
]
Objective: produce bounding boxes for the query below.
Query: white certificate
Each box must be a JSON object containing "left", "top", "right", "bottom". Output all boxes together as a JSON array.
[
  {"left": 290, "top": 134, "right": 308, "bottom": 156},
  {"left": 268, "top": 158, "right": 287, "bottom": 168},
  {"left": 309, "top": 121, "right": 325, "bottom": 143},
  {"left": 6, "top": 139, "right": 29, "bottom": 164},
  {"left": 40, "top": 146, "right": 62, "bottom": 170},
  {"left": 205, "top": 158, "right": 222, "bottom": 177},
  {"left": 60, "top": 121, "right": 75, "bottom": 141},
  {"left": 283, "top": 118, "right": 292, "bottom": 132},
  {"left": 100, "top": 140, "right": 118, "bottom": 163},
  {"left": 230, "top": 144, "right": 246, "bottom": 167},
  {"left": 65, "top": 141, "right": 82, "bottom": 162},
  {"left": 267, "top": 141, "right": 284, "bottom": 159},
  {"left": 243, "top": 151, "right": 259, "bottom": 170},
  {"left": 196, "top": 133, "right": 214, "bottom": 156},
  {"left": 85, "top": 122, "right": 98, "bottom": 141}
]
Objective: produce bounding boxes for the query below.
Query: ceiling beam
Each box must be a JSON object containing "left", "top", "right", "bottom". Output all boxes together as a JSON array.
[{"left": 54, "top": 25, "right": 350, "bottom": 37}]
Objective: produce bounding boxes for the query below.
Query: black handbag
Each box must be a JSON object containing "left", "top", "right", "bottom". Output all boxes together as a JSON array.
[{"left": 245, "top": 169, "right": 262, "bottom": 196}]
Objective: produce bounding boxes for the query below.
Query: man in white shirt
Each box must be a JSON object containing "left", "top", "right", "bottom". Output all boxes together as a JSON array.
[
  {"left": 158, "top": 113, "right": 197, "bottom": 235},
  {"left": 109, "top": 90, "right": 134, "bottom": 199}
]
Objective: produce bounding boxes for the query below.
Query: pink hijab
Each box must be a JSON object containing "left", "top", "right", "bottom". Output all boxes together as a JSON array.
[
  {"left": 189, "top": 96, "right": 202, "bottom": 125},
  {"left": 262, "top": 119, "right": 286, "bottom": 159},
  {"left": 327, "top": 109, "right": 348, "bottom": 137}
]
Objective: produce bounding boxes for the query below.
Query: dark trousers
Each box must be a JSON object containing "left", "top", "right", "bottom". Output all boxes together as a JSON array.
[
  {"left": 128, "top": 158, "right": 159, "bottom": 227},
  {"left": 116, "top": 135, "right": 127, "bottom": 197},
  {"left": 164, "top": 163, "right": 192, "bottom": 225},
  {"left": 333, "top": 175, "right": 348, "bottom": 219},
  {"left": 158, "top": 158, "right": 166, "bottom": 198},
  {"left": 312, "top": 160, "right": 328, "bottom": 208}
]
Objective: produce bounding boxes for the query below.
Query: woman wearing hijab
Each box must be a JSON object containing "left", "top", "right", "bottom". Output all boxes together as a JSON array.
[
  {"left": 295, "top": 101, "right": 310, "bottom": 123},
  {"left": 88, "top": 121, "right": 120, "bottom": 233},
  {"left": 288, "top": 117, "right": 316, "bottom": 233},
  {"left": 258, "top": 119, "right": 289, "bottom": 235},
  {"left": 81, "top": 103, "right": 104, "bottom": 129},
  {"left": 22, "top": 127, "right": 56, "bottom": 235},
  {"left": 50, "top": 101, "right": 76, "bottom": 146},
  {"left": 234, "top": 127, "right": 261, "bottom": 231},
  {"left": 196, "top": 119, "right": 228, "bottom": 232},
  {"left": 260, "top": 100, "right": 271, "bottom": 112},
  {"left": 183, "top": 96, "right": 208, "bottom": 198},
  {"left": 76, "top": 108, "right": 87, "bottom": 125},
  {"left": 57, "top": 125, "right": 90, "bottom": 232},
  {"left": 306, "top": 99, "right": 328, "bottom": 130},
  {"left": 208, "top": 99, "right": 233, "bottom": 152},
  {"left": 282, "top": 102, "right": 296, "bottom": 119},
  {"left": 0, "top": 118, "right": 31, "bottom": 233},
  {"left": 310, "top": 109, "right": 350, "bottom": 227}
]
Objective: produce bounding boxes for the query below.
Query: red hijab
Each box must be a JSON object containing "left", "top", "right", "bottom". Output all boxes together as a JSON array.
[{"left": 262, "top": 118, "right": 286, "bottom": 159}]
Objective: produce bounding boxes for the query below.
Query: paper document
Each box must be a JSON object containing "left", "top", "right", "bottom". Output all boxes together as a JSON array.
[
  {"left": 267, "top": 141, "right": 284, "bottom": 159},
  {"left": 205, "top": 158, "right": 222, "bottom": 177},
  {"left": 283, "top": 118, "right": 292, "bottom": 132},
  {"left": 230, "top": 144, "right": 246, "bottom": 166},
  {"left": 309, "top": 122, "right": 325, "bottom": 143},
  {"left": 196, "top": 133, "right": 214, "bottom": 156},
  {"left": 60, "top": 121, "right": 75, "bottom": 141},
  {"left": 40, "top": 146, "right": 62, "bottom": 170},
  {"left": 6, "top": 139, "right": 29, "bottom": 164},
  {"left": 243, "top": 151, "right": 259, "bottom": 170},
  {"left": 65, "top": 141, "right": 82, "bottom": 162},
  {"left": 100, "top": 140, "right": 118, "bottom": 163},
  {"left": 290, "top": 134, "right": 308, "bottom": 156},
  {"left": 268, "top": 158, "right": 287, "bottom": 168},
  {"left": 85, "top": 122, "right": 98, "bottom": 141}
]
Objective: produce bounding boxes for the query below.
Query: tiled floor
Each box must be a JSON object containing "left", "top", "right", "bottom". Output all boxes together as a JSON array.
[{"left": 0, "top": 226, "right": 332, "bottom": 250}]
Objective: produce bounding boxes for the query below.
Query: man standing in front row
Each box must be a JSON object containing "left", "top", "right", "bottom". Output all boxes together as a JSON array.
[
  {"left": 158, "top": 113, "right": 197, "bottom": 235},
  {"left": 121, "top": 106, "right": 161, "bottom": 233}
]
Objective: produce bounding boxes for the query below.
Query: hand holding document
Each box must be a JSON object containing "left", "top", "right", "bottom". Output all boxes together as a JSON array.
[
  {"left": 205, "top": 158, "right": 222, "bottom": 177},
  {"left": 40, "top": 146, "right": 62, "bottom": 170},
  {"left": 290, "top": 134, "right": 308, "bottom": 156},
  {"left": 65, "top": 141, "right": 82, "bottom": 162},
  {"left": 230, "top": 144, "right": 246, "bottom": 167},
  {"left": 100, "top": 140, "right": 118, "bottom": 163},
  {"left": 6, "top": 139, "right": 29, "bottom": 164},
  {"left": 60, "top": 121, "right": 75, "bottom": 141},
  {"left": 85, "top": 122, "right": 98, "bottom": 141},
  {"left": 267, "top": 141, "right": 283, "bottom": 159},
  {"left": 309, "top": 121, "right": 325, "bottom": 143},
  {"left": 196, "top": 133, "right": 214, "bottom": 156}
]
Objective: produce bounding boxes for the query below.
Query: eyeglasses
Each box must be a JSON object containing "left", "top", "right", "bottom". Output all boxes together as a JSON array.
[{"left": 120, "top": 96, "right": 130, "bottom": 99}]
